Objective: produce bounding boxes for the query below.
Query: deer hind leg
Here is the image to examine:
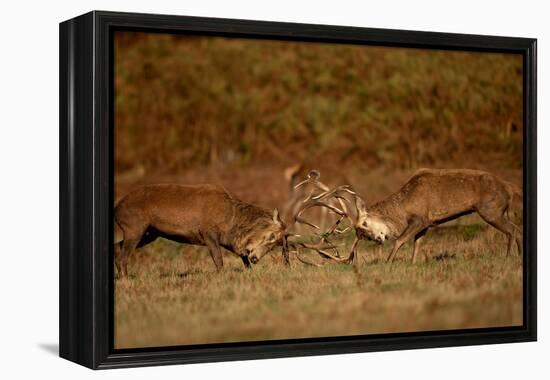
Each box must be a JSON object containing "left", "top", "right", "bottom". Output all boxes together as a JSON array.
[
  {"left": 507, "top": 216, "right": 523, "bottom": 257},
  {"left": 509, "top": 221, "right": 523, "bottom": 257},
  {"left": 477, "top": 208, "right": 517, "bottom": 257},
  {"left": 119, "top": 224, "right": 147, "bottom": 277},
  {"left": 515, "top": 227, "right": 523, "bottom": 257},
  {"left": 114, "top": 242, "right": 123, "bottom": 278},
  {"left": 387, "top": 217, "right": 426, "bottom": 264}
]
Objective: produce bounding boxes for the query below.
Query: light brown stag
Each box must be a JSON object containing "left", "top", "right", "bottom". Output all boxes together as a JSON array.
[
  {"left": 114, "top": 184, "right": 288, "bottom": 277},
  {"left": 289, "top": 168, "right": 523, "bottom": 264}
]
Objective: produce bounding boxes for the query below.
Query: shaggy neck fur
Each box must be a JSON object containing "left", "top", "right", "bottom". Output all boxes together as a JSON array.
[{"left": 227, "top": 200, "right": 276, "bottom": 252}]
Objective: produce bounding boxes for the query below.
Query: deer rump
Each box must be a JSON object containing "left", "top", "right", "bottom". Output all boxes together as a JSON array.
[{"left": 113, "top": 184, "right": 286, "bottom": 276}]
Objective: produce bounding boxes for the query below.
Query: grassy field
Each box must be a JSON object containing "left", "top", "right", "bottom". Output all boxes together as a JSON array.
[{"left": 114, "top": 214, "right": 522, "bottom": 349}]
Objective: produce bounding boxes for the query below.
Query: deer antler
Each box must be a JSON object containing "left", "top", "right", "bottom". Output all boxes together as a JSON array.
[
  {"left": 287, "top": 170, "right": 359, "bottom": 265},
  {"left": 293, "top": 172, "right": 356, "bottom": 233},
  {"left": 292, "top": 245, "right": 328, "bottom": 267}
]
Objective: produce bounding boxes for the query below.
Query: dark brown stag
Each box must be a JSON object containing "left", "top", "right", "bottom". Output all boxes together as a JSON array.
[{"left": 114, "top": 184, "right": 288, "bottom": 277}]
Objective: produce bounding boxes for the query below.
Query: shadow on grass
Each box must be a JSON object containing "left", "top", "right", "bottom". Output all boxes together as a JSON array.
[
  {"left": 433, "top": 252, "right": 457, "bottom": 261},
  {"left": 158, "top": 267, "right": 248, "bottom": 279}
]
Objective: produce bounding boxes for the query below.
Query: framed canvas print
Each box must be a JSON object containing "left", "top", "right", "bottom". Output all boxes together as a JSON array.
[{"left": 59, "top": 11, "right": 537, "bottom": 369}]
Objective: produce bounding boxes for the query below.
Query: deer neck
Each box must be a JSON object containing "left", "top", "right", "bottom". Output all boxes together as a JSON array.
[
  {"left": 226, "top": 201, "right": 271, "bottom": 254},
  {"left": 366, "top": 203, "right": 408, "bottom": 239}
]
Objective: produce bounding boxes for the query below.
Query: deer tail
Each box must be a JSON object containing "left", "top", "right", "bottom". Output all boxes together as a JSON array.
[
  {"left": 505, "top": 181, "right": 523, "bottom": 204},
  {"left": 504, "top": 181, "right": 523, "bottom": 221}
]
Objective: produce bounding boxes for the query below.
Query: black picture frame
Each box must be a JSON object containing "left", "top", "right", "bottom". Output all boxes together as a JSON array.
[{"left": 59, "top": 10, "right": 537, "bottom": 369}]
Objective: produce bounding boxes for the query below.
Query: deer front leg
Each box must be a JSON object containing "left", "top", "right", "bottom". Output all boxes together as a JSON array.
[
  {"left": 411, "top": 229, "right": 428, "bottom": 264},
  {"left": 204, "top": 235, "right": 224, "bottom": 271},
  {"left": 240, "top": 255, "right": 252, "bottom": 269},
  {"left": 282, "top": 238, "right": 291, "bottom": 267},
  {"left": 387, "top": 218, "right": 426, "bottom": 264}
]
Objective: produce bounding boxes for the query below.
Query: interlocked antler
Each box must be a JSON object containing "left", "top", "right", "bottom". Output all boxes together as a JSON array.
[{"left": 287, "top": 170, "right": 360, "bottom": 265}]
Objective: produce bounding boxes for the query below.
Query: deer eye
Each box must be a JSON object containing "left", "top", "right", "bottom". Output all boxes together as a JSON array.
[{"left": 269, "top": 233, "right": 276, "bottom": 241}]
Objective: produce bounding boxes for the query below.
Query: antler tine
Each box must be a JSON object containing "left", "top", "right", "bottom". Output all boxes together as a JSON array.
[
  {"left": 311, "top": 185, "right": 356, "bottom": 201},
  {"left": 292, "top": 245, "right": 326, "bottom": 267},
  {"left": 336, "top": 194, "right": 356, "bottom": 228},
  {"left": 294, "top": 170, "right": 330, "bottom": 192},
  {"left": 293, "top": 191, "right": 350, "bottom": 231},
  {"left": 286, "top": 232, "right": 356, "bottom": 266},
  {"left": 334, "top": 225, "right": 353, "bottom": 234},
  {"left": 301, "top": 240, "right": 337, "bottom": 251},
  {"left": 310, "top": 185, "right": 355, "bottom": 219},
  {"left": 285, "top": 240, "right": 325, "bottom": 267},
  {"left": 296, "top": 200, "right": 346, "bottom": 219},
  {"left": 315, "top": 232, "right": 341, "bottom": 257},
  {"left": 300, "top": 241, "right": 350, "bottom": 262},
  {"left": 324, "top": 214, "right": 346, "bottom": 235},
  {"left": 310, "top": 185, "right": 357, "bottom": 236},
  {"left": 293, "top": 199, "right": 348, "bottom": 231},
  {"left": 295, "top": 216, "right": 320, "bottom": 230}
]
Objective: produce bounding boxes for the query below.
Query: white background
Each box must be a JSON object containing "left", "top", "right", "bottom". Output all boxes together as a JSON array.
[{"left": 0, "top": 0, "right": 547, "bottom": 378}]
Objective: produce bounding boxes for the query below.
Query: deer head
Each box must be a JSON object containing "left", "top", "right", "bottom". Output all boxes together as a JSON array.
[
  {"left": 243, "top": 208, "right": 286, "bottom": 264},
  {"left": 354, "top": 196, "right": 390, "bottom": 244}
]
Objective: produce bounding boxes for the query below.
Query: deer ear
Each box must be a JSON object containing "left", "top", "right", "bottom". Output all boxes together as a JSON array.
[
  {"left": 273, "top": 208, "right": 282, "bottom": 224},
  {"left": 355, "top": 197, "right": 368, "bottom": 215}
]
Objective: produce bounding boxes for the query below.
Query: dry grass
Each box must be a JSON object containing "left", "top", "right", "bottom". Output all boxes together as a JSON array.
[{"left": 114, "top": 215, "right": 522, "bottom": 349}]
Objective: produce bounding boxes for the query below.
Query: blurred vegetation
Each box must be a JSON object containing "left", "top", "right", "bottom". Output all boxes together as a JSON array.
[{"left": 115, "top": 32, "right": 523, "bottom": 175}]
